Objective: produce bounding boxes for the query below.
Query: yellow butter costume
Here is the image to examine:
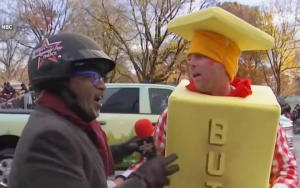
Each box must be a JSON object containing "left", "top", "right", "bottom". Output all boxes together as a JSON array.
[{"left": 165, "top": 7, "right": 280, "bottom": 188}]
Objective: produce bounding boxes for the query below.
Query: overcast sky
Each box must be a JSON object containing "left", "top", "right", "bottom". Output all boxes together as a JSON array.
[{"left": 219, "top": 0, "right": 270, "bottom": 6}]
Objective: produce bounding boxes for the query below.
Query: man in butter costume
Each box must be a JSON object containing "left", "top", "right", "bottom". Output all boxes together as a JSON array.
[{"left": 114, "top": 7, "right": 298, "bottom": 188}]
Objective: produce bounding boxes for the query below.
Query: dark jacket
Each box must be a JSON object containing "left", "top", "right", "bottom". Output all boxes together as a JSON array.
[
  {"left": 8, "top": 105, "right": 146, "bottom": 188},
  {"left": 3, "top": 86, "right": 15, "bottom": 94}
]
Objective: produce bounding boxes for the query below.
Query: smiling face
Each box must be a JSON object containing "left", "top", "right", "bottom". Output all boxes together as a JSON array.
[
  {"left": 188, "top": 54, "right": 230, "bottom": 95},
  {"left": 68, "top": 71, "right": 105, "bottom": 119}
]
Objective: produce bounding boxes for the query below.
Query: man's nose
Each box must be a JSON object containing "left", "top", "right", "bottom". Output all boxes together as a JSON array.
[
  {"left": 188, "top": 54, "right": 197, "bottom": 66},
  {"left": 188, "top": 59, "right": 197, "bottom": 67},
  {"left": 95, "top": 80, "right": 106, "bottom": 91}
]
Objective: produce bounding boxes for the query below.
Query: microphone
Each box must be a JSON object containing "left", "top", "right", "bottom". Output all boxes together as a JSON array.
[{"left": 134, "top": 119, "right": 157, "bottom": 158}]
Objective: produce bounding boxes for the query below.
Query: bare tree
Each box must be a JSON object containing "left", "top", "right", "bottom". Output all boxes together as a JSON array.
[
  {"left": 86, "top": 0, "right": 216, "bottom": 83},
  {"left": 11, "top": 0, "right": 75, "bottom": 47},
  {"left": 0, "top": 19, "right": 29, "bottom": 81},
  {"left": 217, "top": 2, "right": 263, "bottom": 27},
  {"left": 260, "top": 0, "right": 300, "bottom": 94},
  {"left": 70, "top": 0, "right": 135, "bottom": 83}
]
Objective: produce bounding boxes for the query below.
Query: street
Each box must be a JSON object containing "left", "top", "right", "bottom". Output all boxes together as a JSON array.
[{"left": 294, "top": 134, "right": 300, "bottom": 188}]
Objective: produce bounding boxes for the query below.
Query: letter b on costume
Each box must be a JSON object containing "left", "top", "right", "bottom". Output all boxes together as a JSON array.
[{"left": 208, "top": 119, "right": 227, "bottom": 145}]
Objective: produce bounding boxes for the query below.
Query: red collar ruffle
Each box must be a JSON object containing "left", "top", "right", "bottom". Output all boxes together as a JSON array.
[{"left": 185, "top": 77, "right": 252, "bottom": 98}]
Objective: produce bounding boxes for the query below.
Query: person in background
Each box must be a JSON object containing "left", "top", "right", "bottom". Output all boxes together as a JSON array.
[
  {"left": 26, "top": 83, "right": 36, "bottom": 108},
  {"left": 292, "top": 110, "right": 298, "bottom": 122},
  {"left": 19, "top": 83, "right": 34, "bottom": 109},
  {"left": 295, "top": 105, "right": 300, "bottom": 118},
  {"left": 2, "top": 82, "right": 15, "bottom": 99},
  {"left": 281, "top": 104, "right": 292, "bottom": 120},
  {"left": 0, "top": 82, "right": 7, "bottom": 98},
  {"left": 28, "top": 83, "right": 33, "bottom": 91},
  {"left": 20, "top": 83, "right": 28, "bottom": 94},
  {"left": 9, "top": 32, "right": 179, "bottom": 188},
  {"left": 0, "top": 86, "right": 4, "bottom": 104}
]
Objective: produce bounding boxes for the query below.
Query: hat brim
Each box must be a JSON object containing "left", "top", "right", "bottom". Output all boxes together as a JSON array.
[
  {"left": 69, "top": 49, "right": 116, "bottom": 74},
  {"left": 70, "top": 49, "right": 116, "bottom": 75}
]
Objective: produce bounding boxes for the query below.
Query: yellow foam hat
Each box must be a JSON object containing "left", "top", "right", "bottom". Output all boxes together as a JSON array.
[{"left": 167, "top": 7, "right": 274, "bottom": 51}]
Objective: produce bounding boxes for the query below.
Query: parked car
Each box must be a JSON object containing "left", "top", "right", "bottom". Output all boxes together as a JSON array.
[{"left": 275, "top": 95, "right": 290, "bottom": 109}]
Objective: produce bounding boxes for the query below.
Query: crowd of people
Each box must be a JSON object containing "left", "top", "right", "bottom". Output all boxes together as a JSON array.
[
  {"left": 0, "top": 82, "right": 34, "bottom": 109},
  {"left": 276, "top": 101, "right": 300, "bottom": 133}
]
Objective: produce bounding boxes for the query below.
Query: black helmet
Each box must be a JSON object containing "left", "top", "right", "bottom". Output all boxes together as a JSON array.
[
  {"left": 28, "top": 32, "right": 115, "bottom": 90},
  {"left": 28, "top": 32, "right": 115, "bottom": 122}
]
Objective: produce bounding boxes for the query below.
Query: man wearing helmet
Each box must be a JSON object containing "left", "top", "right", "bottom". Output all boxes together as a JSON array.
[{"left": 8, "top": 32, "right": 179, "bottom": 188}]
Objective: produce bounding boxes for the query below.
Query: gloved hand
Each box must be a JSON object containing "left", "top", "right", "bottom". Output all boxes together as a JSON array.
[
  {"left": 110, "top": 136, "right": 139, "bottom": 163},
  {"left": 120, "top": 136, "right": 139, "bottom": 155},
  {"left": 129, "top": 154, "right": 179, "bottom": 188}
]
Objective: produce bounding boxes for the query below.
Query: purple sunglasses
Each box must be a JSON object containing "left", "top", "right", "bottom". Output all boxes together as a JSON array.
[{"left": 72, "top": 71, "right": 104, "bottom": 86}]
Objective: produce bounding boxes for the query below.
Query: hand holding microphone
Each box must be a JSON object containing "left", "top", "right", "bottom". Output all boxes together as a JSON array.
[
  {"left": 129, "top": 119, "right": 180, "bottom": 188},
  {"left": 110, "top": 136, "right": 139, "bottom": 164},
  {"left": 111, "top": 118, "right": 155, "bottom": 163},
  {"left": 134, "top": 119, "right": 157, "bottom": 158}
]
